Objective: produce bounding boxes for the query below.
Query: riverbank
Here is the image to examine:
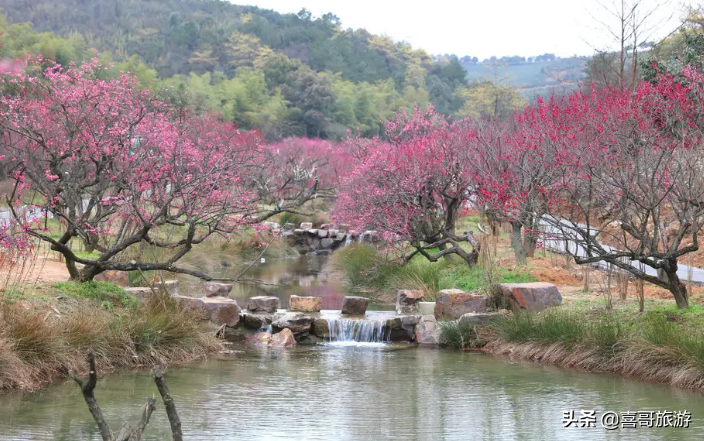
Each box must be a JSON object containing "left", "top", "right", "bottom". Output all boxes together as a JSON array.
[
  {"left": 0, "top": 281, "right": 223, "bottom": 393},
  {"left": 441, "top": 303, "right": 704, "bottom": 392}
]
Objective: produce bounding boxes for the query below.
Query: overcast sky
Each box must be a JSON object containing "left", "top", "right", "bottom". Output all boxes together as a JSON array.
[{"left": 236, "top": 0, "right": 687, "bottom": 59}]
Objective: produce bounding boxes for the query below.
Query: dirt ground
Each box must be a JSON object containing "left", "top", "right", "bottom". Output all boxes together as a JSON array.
[{"left": 0, "top": 255, "right": 70, "bottom": 289}]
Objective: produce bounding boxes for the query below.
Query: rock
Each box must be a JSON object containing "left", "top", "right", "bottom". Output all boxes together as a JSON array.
[
  {"left": 415, "top": 316, "right": 441, "bottom": 346},
  {"left": 385, "top": 317, "right": 414, "bottom": 342},
  {"left": 202, "top": 282, "right": 233, "bottom": 298},
  {"left": 272, "top": 312, "right": 313, "bottom": 335},
  {"left": 341, "top": 296, "right": 368, "bottom": 315},
  {"left": 312, "top": 318, "right": 330, "bottom": 338},
  {"left": 307, "top": 229, "right": 319, "bottom": 236},
  {"left": 271, "top": 328, "right": 296, "bottom": 348},
  {"left": 396, "top": 290, "right": 424, "bottom": 315},
  {"left": 398, "top": 315, "right": 421, "bottom": 326},
  {"left": 297, "top": 334, "right": 323, "bottom": 345},
  {"left": 246, "top": 332, "right": 273, "bottom": 348},
  {"left": 243, "top": 313, "right": 273, "bottom": 330},
  {"left": 459, "top": 312, "right": 503, "bottom": 327},
  {"left": 498, "top": 282, "right": 562, "bottom": 312},
  {"left": 247, "top": 296, "right": 280, "bottom": 313},
  {"left": 336, "top": 232, "right": 346, "bottom": 241},
  {"left": 320, "top": 223, "right": 334, "bottom": 230},
  {"left": 174, "top": 295, "right": 201, "bottom": 310},
  {"left": 124, "top": 287, "right": 153, "bottom": 299},
  {"left": 293, "top": 229, "right": 305, "bottom": 236},
  {"left": 317, "top": 229, "right": 328, "bottom": 238},
  {"left": 434, "top": 289, "right": 489, "bottom": 320},
  {"left": 197, "top": 297, "right": 241, "bottom": 327},
  {"left": 289, "top": 295, "right": 322, "bottom": 313},
  {"left": 94, "top": 270, "right": 130, "bottom": 287},
  {"left": 300, "top": 222, "right": 313, "bottom": 230},
  {"left": 152, "top": 280, "right": 178, "bottom": 296},
  {"left": 262, "top": 221, "right": 280, "bottom": 231},
  {"left": 320, "top": 238, "right": 334, "bottom": 249},
  {"left": 283, "top": 222, "right": 296, "bottom": 231}
]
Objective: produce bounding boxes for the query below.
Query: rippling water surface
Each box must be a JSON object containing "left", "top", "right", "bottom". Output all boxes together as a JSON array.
[{"left": 1, "top": 345, "right": 703, "bottom": 440}]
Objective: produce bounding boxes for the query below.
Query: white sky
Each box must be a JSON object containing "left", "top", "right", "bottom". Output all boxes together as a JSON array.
[{"left": 236, "top": 0, "right": 689, "bottom": 59}]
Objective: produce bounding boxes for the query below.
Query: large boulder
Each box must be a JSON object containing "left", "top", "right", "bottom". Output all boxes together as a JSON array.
[
  {"left": 385, "top": 317, "right": 415, "bottom": 342},
  {"left": 289, "top": 295, "right": 322, "bottom": 313},
  {"left": 320, "top": 238, "right": 334, "bottom": 249},
  {"left": 242, "top": 313, "right": 273, "bottom": 330},
  {"left": 498, "top": 282, "right": 562, "bottom": 312},
  {"left": 272, "top": 312, "right": 313, "bottom": 335},
  {"left": 434, "top": 289, "right": 489, "bottom": 320},
  {"left": 459, "top": 312, "right": 503, "bottom": 327},
  {"left": 415, "top": 316, "right": 441, "bottom": 346},
  {"left": 317, "top": 229, "right": 329, "bottom": 238},
  {"left": 202, "top": 282, "right": 233, "bottom": 298},
  {"left": 197, "top": 297, "right": 241, "bottom": 327},
  {"left": 396, "top": 290, "right": 424, "bottom": 315},
  {"left": 341, "top": 296, "right": 369, "bottom": 315},
  {"left": 247, "top": 296, "right": 280, "bottom": 313},
  {"left": 152, "top": 280, "right": 178, "bottom": 296},
  {"left": 271, "top": 328, "right": 296, "bottom": 348}
]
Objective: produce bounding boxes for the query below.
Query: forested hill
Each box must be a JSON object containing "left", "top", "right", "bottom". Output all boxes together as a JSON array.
[{"left": 1, "top": 0, "right": 477, "bottom": 139}]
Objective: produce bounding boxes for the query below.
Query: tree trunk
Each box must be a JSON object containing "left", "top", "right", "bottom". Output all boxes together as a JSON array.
[
  {"left": 79, "top": 265, "right": 104, "bottom": 283},
  {"left": 523, "top": 228, "right": 538, "bottom": 258},
  {"left": 664, "top": 269, "right": 689, "bottom": 309},
  {"left": 511, "top": 222, "right": 527, "bottom": 266},
  {"left": 63, "top": 255, "right": 81, "bottom": 281}
]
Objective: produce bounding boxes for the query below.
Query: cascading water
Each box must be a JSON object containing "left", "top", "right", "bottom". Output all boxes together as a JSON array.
[{"left": 325, "top": 318, "right": 389, "bottom": 344}]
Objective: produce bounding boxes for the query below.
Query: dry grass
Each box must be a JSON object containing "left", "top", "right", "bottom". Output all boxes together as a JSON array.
[{"left": 0, "top": 291, "right": 222, "bottom": 393}]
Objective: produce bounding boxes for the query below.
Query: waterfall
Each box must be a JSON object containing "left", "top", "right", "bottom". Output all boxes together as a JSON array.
[
  {"left": 344, "top": 235, "right": 353, "bottom": 246},
  {"left": 325, "top": 318, "right": 389, "bottom": 343}
]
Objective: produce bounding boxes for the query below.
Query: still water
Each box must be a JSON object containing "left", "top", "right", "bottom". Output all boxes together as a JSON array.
[{"left": 0, "top": 345, "right": 702, "bottom": 440}]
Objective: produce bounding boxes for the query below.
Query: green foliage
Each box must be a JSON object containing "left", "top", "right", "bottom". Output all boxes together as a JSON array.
[
  {"left": 438, "top": 321, "right": 479, "bottom": 349},
  {"left": 53, "top": 281, "right": 139, "bottom": 308},
  {"left": 495, "top": 310, "right": 585, "bottom": 346}
]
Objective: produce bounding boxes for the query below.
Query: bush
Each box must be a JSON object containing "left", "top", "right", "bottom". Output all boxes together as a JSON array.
[
  {"left": 438, "top": 321, "right": 479, "bottom": 349},
  {"left": 495, "top": 310, "right": 585, "bottom": 346}
]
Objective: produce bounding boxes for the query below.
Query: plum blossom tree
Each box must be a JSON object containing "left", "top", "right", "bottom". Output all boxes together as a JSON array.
[
  {"left": 0, "top": 57, "right": 265, "bottom": 282},
  {"left": 539, "top": 67, "right": 704, "bottom": 308},
  {"left": 334, "top": 106, "right": 480, "bottom": 266}
]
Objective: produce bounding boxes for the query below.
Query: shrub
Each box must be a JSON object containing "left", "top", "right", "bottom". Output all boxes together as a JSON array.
[{"left": 439, "top": 321, "right": 479, "bottom": 349}]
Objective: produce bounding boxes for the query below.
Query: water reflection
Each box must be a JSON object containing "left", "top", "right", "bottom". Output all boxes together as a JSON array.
[{"left": 1, "top": 347, "right": 702, "bottom": 440}]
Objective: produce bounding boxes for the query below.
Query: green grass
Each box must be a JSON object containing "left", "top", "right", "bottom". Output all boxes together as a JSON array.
[
  {"left": 438, "top": 321, "right": 482, "bottom": 349},
  {"left": 333, "top": 243, "right": 538, "bottom": 301},
  {"left": 53, "top": 281, "right": 139, "bottom": 308}
]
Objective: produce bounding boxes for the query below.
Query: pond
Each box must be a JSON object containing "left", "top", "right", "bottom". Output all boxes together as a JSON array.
[{"left": 0, "top": 345, "right": 702, "bottom": 440}]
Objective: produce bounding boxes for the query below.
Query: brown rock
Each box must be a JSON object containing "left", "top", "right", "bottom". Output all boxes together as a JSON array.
[
  {"left": 312, "top": 318, "right": 330, "bottom": 338},
  {"left": 498, "top": 282, "right": 562, "bottom": 312},
  {"left": 197, "top": 298, "right": 241, "bottom": 327},
  {"left": 434, "top": 290, "right": 489, "bottom": 320},
  {"left": 415, "top": 316, "right": 441, "bottom": 346},
  {"left": 152, "top": 280, "right": 178, "bottom": 296},
  {"left": 341, "top": 296, "right": 369, "bottom": 315},
  {"left": 247, "top": 296, "right": 280, "bottom": 313},
  {"left": 289, "top": 295, "right": 322, "bottom": 313},
  {"left": 202, "top": 282, "right": 233, "bottom": 298},
  {"left": 271, "top": 328, "right": 297, "bottom": 348},
  {"left": 272, "top": 312, "right": 313, "bottom": 335},
  {"left": 396, "top": 290, "right": 424, "bottom": 315},
  {"left": 246, "top": 332, "right": 273, "bottom": 348},
  {"left": 124, "top": 287, "right": 153, "bottom": 299},
  {"left": 242, "top": 313, "right": 273, "bottom": 330}
]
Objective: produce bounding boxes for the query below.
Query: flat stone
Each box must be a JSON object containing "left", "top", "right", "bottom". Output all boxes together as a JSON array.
[
  {"left": 459, "top": 312, "right": 503, "bottom": 327},
  {"left": 317, "top": 229, "right": 328, "bottom": 238},
  {"left": 415, "top": 316, "right": 441, "bottom": 346},
  {"left": 242, "top": 313, "right": 273, "bottom": 330},
  {"left": 335, "top": 232, "right": 346, "bottom": 241},
  {"left": 152, "top": 280, "right": 178, "bottom": 296},
  {"left": 271, "top": 328, "right": 296, "bottom": 348},
  {"left": 247, "top": 296, "right": 280, "bottom": 313},
  {"left": 434, "top": 290, "right": 489, "bottom": 320},
  {"left": 396, "top": 289, "right": 424, "bottom": 315},
  {"left": 300, "top": 222, "right": 313, "bottom": 230},
  {"left": 197, "top": 297, "right": 241, "bottom": 327},
  {"left": 307, "top": 229, "right": 318, "bottom": 236},
  {"left": 498, "top": 282, "right": 562, "bottom": 312},
  {"left": 124, "top": 287, "right": 153, "bottom": 299},
  {"left": 293, "top": 229, "right": 305, "bottom": 236},
  {"left": 319, "top": 223, "right": 334, "bottom": 230},
  {"left": 289, "top": 295, "right": 322, "bottom": 313},
  {"left": 272, "top": 312, "right": 313, "bottom": 335},
  {"left": 202, "top": 282, "right": 233, "bottom": 298},
  {"left": 398, "top": 315, "right": 421, "bottom": 326},
  {"left": 341, "top": 296, "right": 368, "bottom": 315},
  {"left": 320, "top": 238, "right": 334, "bottom": 248}
]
